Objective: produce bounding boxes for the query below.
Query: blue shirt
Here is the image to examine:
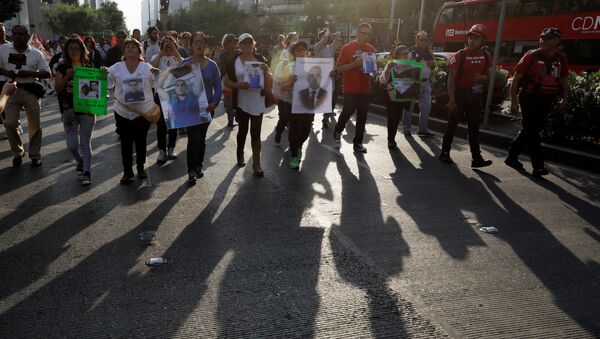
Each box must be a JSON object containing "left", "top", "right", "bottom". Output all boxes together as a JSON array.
[{"left": 180, "top": 57, "right": 223, "bottom": 107}]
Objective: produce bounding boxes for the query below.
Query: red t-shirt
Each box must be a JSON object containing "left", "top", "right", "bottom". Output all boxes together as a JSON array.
[
  {"left": 448, "top": 48, "right": 491, "bottom": 89},
  {"left": 514, "top": 48, "right": 569, "bottom": 95},
  {"left": 337, "top": 41, "right": 376, "bottom": 94}
]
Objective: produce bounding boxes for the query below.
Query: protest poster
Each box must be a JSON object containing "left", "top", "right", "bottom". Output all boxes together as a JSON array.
[
  {"left": 73, "top": 66, "right": 108, "bottom": 115},
  {"left": 362, "top": 52, "right": 377, "bottom": 74},
  {"left": 243, "top": 61, "right": 264, "bottom": 89},
  {"left": 388, "top": 60, "right": 423, "bottom": 102},
  {"left": 156, "top": 64, "right": 210, "bottom": 129},
  {"left": 291, "top": 58, "right": 334, "bottom": 114}
]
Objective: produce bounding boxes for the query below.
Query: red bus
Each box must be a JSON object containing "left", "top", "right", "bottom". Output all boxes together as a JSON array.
[{"left": 432, "top": 0, "right": 600, "bottom": 72}]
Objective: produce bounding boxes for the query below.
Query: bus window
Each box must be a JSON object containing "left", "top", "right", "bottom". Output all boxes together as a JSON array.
[
  {"left": 561, "top": 39, "right": 600, "bottom": 67},
  {"left": 439, "top": 7, "right": 453, "bottom": 24}
]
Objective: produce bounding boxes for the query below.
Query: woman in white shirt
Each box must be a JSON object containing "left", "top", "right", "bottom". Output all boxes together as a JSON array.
[
  {"left": 223, "top": 33, "right": 272, "bottom": 177},
  {"left": 108, "top": 38, "right": 157, "bottom": 184},
  {"left": 150, "top": 35, "right": 182, "bottom": 163}
]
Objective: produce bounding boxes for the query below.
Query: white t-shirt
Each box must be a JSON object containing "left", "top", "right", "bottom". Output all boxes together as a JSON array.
[
  {"left": 150, "top": 55, "right": 179, "bottom": 71},
  {"left": 143, "top": 40, "right": 161, "bottom": 63},
  {"left": 0, "top": 43, "right": 50, "bottom": 84},
  {"left": 108, "top": 61, "right": 156, "bottom": 120},
  {"left": 235, "top": 57, "right": 265, "bottom": 116}
]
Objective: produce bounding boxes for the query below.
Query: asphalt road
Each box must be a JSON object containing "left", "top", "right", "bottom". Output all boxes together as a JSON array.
[{"left": 1, "top": 96, "right": 599, "bottom": 338}]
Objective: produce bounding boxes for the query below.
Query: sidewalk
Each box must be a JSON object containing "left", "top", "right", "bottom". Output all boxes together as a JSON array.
[{"left": 366, "top": 101, "right": 600, "bottom": 173}]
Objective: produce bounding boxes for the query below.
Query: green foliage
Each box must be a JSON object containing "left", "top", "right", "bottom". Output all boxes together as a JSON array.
[
  {"left": 544, "top": 71, "right": 600, "bottom": 149},
  {"left": 166, "top": 0, "right": 247, "bottom": 42},
  {"left": 41, "top": 2, "right": 127, "bottom": 36},
  {"left": 0, "top": 0, "right": 22, "bottom": 22}
]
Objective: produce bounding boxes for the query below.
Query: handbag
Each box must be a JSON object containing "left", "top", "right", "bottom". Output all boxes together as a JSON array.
[{"left": 17, "top": 81, "right": 46, "bottom": 98}]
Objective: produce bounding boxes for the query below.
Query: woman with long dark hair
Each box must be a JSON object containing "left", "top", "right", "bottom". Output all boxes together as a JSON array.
[
  {"left": 84, "top": 36, "right": 103, "bottom": 68},
  {"left": 150, "top": 35, "right": 182, "bottom": 163},
  {"left": 54, "top": 37, "right": 96, "bottom": 185},
  {"left": 178, "top": 32, "right": 222, "bottom": 184}
]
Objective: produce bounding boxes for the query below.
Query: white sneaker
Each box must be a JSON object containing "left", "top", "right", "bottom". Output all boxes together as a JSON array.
[{"left": 167, "top": 147, "right": 177, "bottom": 160}]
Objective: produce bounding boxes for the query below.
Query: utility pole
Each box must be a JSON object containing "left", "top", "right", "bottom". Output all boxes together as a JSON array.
[
  {"left": 483, "top": 0, "right": 507, "bottom": 128},
  {"left": 148, "top": 0, "right": 152, "bottom": 27},
  {"left": 418, "top": 0, "right": 426, "bottom": 31}
]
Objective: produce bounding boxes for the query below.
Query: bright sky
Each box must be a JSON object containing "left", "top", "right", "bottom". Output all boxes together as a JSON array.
[{"left": 112, "top": 0, "right": 142, "bottom": 32}]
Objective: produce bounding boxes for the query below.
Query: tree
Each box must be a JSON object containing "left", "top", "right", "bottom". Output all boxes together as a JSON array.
[
  {"left": 0, "top": 0, "right": 23, "bottom": 22},
  {"left": 166, "top": 0, "right": 247, "bottom": 43},
  {"left": 41, "top": 2, "right": 127, "bottom": 36},
  {"left": 259, "top": 16, "right": 282, "bottom": 40},
  {"left": 97, "top": 2, "right": 128, "bottom": 33}
]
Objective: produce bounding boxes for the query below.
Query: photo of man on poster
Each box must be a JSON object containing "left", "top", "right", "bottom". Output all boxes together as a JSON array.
[{"left": 299, "top": 65, "right": 328, "bottom": 110}]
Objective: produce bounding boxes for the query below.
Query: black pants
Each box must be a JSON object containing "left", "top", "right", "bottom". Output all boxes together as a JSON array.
[
  {"left": 236, "top": 109, "right": 263, "bottom": 151},
  {"left": 186, "top": 123, "right": 209, "bottom": 172},
  {"left": 115, "top": 113, "right": 151, "bottom": 173},
  {"left": 508, "top": 93, "right": 554, "bottom": 169},
  {"left": 155, "top": 93, "right": 177, "bottom": 150},
  {"left": 275, "top": 100, "right": 291, "bottom": 134},
  {"left": 441, "top": 89, "right": 483, "bottom": 158},
  {"left": 335, "top": 93, "right": 370, "bottom": 145},
  {"left": 386, "top": 99, "right": 411, "bottom": 143},
  {"left": 289, "top": 113, "right": 314, "bottom": 157}
]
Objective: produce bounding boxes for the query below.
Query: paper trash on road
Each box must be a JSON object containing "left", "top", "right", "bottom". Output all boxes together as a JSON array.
[
  {"left": 145, "top": 257, "right": 168, "bottom": 266},
  {"left": 479, "top": 226, "right": 499, "bottom": 233}
]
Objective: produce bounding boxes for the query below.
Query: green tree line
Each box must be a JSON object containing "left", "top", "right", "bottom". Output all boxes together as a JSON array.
[{"left": 41, "top": 2, "right": 127, "bottom": 36}]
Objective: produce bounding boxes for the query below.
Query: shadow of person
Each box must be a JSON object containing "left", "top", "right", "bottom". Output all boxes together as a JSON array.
[
  {"left": 0, "top": 180, "right": 172, "bottom": 338},
  {"left": 331, "top": 155, "right": 411, "bottom": 337},
  {"left": 475, "top": 170, "right": 600, "bottom": 336},
  {"left": 390, "top": 139, "right": 486, "bottom": 260}
]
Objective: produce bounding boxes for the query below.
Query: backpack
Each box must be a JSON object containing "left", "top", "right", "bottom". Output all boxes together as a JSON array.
[{"left": 518, "top": 48, "right": 565, "bottom": 95}]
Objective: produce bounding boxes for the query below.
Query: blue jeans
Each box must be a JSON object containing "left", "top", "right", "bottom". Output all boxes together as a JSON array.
[
  {"left": 401, "top": 80, "right": 431, "bottom": 133},
  {"left": 63, "top": 112, "right": 96, "bottom": 172}
]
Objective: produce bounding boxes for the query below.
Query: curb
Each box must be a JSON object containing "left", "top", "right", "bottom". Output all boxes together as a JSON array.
[{"left": 365, "top": 102, "right": 600, "bottom": 173}]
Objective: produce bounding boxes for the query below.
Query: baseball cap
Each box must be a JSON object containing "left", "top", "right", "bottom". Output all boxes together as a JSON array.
[
  {"left": 238, "top": 33, "right": 254, "bottom": 43},
  {"left": 540, "top": 27, "right": 561, "bottom": 38}
]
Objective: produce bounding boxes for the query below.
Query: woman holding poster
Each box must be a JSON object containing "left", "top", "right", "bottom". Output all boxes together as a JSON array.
[
  {"left": 108, "top": 38, "right": 158, "bottom": 184},
  {"left": 277, "top": 41, "right": 313, "bottom": 170},
  {"left": 223, "top": 33, "right": 272, "bottom": 177},
  {"left": 178, "top": 32, "right": 222, "bottom": 184},
  {"left": 150, "top": 36, "right": 182, "bottom": 164},
  {"left": 54, "top": 37, "right": 96, "bottom": 186},
  {"left": 378, "top": 45, "right": 414, "bottom": 150}
]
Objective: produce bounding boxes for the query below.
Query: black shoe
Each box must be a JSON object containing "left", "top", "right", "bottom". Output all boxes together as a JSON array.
[
  {"left": 471, "top": 158, "right": 493, "bottom": 168},
  {"left": 504, "top": 157, "right": 523, "bottom": 169},
  {"left": 12, "top": 154, "right": 23, "bottom": 168},
  {"left": 532, "top": 167, "right": 549, "bottom": 177},
  {"left": 188, "top": 171, "right": 198, "bottom": 184},
  {"left": 81, "top": 172, "right": 91, "bottom": 186},
  {"left": 227, "top": 120, "right": 235, "bottom": 127},
  {"left": 353, "top": 144, "right": 367, "bottom": 153},
  {"left": 137, "top": 168, "right": 147, "bottom": 179},
  {"left": 417, "top": 131, "right": 435, "bottom": 138},
  {"left": 195, "top": 167, "right": 204, "bottom": 179},
  {"left": 388, "top": 141, "right": 397, "bottom": 150},
  {"left": 31, "top": 158, "right": 42, "bottom": 167},
  {"left": 274, "top": 131, "right": 281, "bottom": 144},
  {"left": 76, "top": 161, "right": 84, "bottom": 175},
  {"left": 439, "top": 152, "right": 453, "bottom": 164}
]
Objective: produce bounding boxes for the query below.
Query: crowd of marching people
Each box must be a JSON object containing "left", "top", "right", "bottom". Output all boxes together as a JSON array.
[{"left": 0, "top": 21, "right": 569, "bottom": 186}]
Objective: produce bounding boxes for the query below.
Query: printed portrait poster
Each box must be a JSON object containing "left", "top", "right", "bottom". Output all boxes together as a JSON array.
[
  {"left": 157, "top": 64, "right": 210, "bottom": 129},
  {"left": 362, "top": 52, "right": 377, "bottom": 74},
  {"left": 73, "top": 66, "right": 108, "bottom": 115},
  {"left": 291, "top": 58, "right": 334, "bottom": 114},
  {"left": 389, "top": 59, "right": 424, "bottom": 102},
  {"left": 243, "top": 61, "right": 264, "bottom": 89}
]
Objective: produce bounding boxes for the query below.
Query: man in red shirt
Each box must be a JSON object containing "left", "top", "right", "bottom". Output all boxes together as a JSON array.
[
  {"left": 333, "top": 22, "right": 376, "bottom": 153},
  {"left": 506, "top": 28, "right": 569, "bottom": 177},
  {"left": 440, "top": 24, "right": 493, "bottom": 167}
]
